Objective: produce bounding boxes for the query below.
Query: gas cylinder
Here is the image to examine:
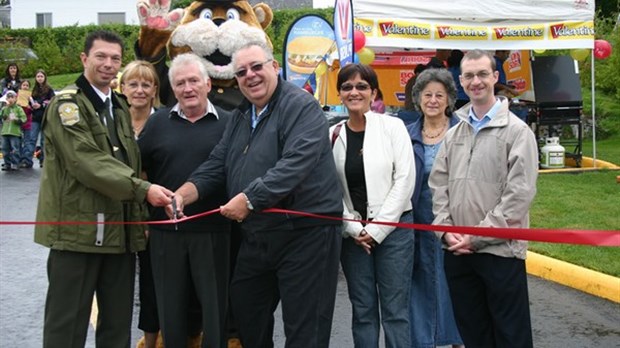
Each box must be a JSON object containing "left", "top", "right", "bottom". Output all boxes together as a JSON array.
[{"left": 540, "top": 137, "right": 565, "bottom": 169}]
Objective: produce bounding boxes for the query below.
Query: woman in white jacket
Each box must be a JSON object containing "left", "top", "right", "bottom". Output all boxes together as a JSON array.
[{"left": 330, "top": 63, "right": 416, "bottom": 348}]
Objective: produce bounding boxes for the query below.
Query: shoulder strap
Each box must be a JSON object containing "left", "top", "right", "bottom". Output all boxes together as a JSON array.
[{"left": 331, "top": 122, "right": 343, "bottom": 148}]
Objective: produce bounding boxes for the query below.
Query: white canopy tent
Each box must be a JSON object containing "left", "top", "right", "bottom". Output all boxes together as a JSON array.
[{"left": 352, "top": 0, "right": 599, "bottom": 163}]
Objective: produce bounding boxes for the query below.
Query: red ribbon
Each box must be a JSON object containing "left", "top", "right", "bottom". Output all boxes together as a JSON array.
[{"left": 2, "top": 208, "right": 618, "bottom": 247}]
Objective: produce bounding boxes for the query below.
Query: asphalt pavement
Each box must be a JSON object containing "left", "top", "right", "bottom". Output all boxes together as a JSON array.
[{"left": 1, "top": 167, "right": 619, "bottom": 347}]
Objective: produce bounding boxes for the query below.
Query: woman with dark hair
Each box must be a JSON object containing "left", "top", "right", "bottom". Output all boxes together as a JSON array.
[
  {"left": 406, "top": 68, "right": 463, "bottom": 348},
  {"left": 1, "top": 63, "right": 22, "bottom": 95},
  {"left": 31, "top": 69, "right": 55, "bottom": 167},
  {"left": 330, "top": 63, "right": 415, "bottom": 347}
]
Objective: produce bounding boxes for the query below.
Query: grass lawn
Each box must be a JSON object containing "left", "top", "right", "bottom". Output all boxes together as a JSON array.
[
  {"left": 530, "top": 170, "right": 620, "bottom": 277},
  {"left": 47, "top": 73, "right": 81, "bottom": 91},
  {"left": 44, "top": 72, "right": 620, "bottom": 277}
]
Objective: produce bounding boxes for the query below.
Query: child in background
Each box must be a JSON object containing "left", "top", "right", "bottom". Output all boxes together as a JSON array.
[
  {"left": 371, "top": 88, "right": 386, "bottom": 113},
  {"left": 17, "top": 80, "right": 35, "bottom": 168},
  {"left": 31, "top": 69, "right": 56, "bottom": 168},
  {"left": 1, "top": 90, "right": 27, "bottom": 171}
]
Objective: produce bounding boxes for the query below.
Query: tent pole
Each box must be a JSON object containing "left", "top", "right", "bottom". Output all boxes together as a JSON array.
[{"left": 590, "top": 50, "right": 597, "bottom": 168}]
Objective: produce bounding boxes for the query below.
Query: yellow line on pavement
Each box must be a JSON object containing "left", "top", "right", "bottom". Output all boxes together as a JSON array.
[
  {"left": 90, "top": 295, "right": 98, "bottom": 330},
  {"left": 526, "top": 251, "right": 620, "bottom": 303}
]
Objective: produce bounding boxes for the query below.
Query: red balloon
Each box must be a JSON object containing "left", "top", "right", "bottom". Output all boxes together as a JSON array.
[
  {"left": 353, "top": 30, "right": 366, "bottom": 52},
  {"left": 594, "top": 39, "right": 612, "bottom": 60}
]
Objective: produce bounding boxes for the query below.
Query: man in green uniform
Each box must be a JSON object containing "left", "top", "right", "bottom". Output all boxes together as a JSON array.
[{"left": 35, "top": 30, "right": 173, "bottom": 348}]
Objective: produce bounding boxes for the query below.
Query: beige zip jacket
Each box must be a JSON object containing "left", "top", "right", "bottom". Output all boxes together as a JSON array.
[{"left": 429, "top": 97, "right": 538, "bottom": 259}]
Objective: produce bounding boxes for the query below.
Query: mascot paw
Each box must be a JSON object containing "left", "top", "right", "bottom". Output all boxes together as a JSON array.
[{"left": 138, "top": 0, "right": 184, "bottom": 30}]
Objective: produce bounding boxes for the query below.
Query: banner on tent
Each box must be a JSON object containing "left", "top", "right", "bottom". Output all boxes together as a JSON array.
[
  {"left": 334, "top": 0, "right": 354, "bottom": 66},
  {"left": 354, "top": 18, "right": 595, "bottom": 50}
]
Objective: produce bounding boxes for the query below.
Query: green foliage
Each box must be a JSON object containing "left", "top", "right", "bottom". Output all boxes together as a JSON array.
[
  {"left": 1, "top": 24, "right": 140, "bottom": 78},
  {"left": 580, "top": 15, "right": 620, "bottom": 100}
]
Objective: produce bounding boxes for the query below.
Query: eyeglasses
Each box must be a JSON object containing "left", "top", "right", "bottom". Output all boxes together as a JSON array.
[
  {"left": 461, "top": 71, "right": 493, "bottom": 81},
  {"left": 234, "top": 59, "right": 273, "bottom": 78},
  {"left": 340, "top": 83, "right": 371, "bottom": 92}
]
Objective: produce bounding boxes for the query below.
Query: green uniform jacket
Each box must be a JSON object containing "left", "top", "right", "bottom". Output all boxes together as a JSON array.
[{"left": 35, "top": 74, "right": 149, "bottom": 254}]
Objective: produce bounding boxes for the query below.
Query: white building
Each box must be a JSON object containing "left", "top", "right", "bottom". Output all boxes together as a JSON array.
[{"left": 10, "top": 0, "right": 139, "bottom": 29}]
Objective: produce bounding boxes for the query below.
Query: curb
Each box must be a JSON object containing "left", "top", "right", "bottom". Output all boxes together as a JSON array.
[{"left": 526, "top": 251, "right": 620, "bottom": 303}]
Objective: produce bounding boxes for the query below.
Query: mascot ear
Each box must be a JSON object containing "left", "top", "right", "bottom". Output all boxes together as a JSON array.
[{"left": 253, "top": 3, "right": 273, "bottom": 30}]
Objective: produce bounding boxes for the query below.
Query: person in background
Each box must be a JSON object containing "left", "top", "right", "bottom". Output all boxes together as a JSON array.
[
  {"left": 34, "top": 30, "right": 173, "bottom": 348},
  {"left": 406, "top": 68, "right": 463, "bottom": 348},
  {"left": 447, "top": 50, "right": 469, "bottom": 109},
  {"left": 17, "top": 79, "right": 35, "bottom": 168},
  {"left": 31, "top": 69, "right": 55, "bottom": 168},
  {"left": 1, "top": 63, "right": 22, "bottom": 95},
  {"left": 430, "top": 49, "right": 538, "bottom": 348},
  {"left": 170, "top": 42, "right": 343, "bottom": 348},
  {"left": 1, "top": 90, "right": 27, "bottom": 171},
  {"left": 493, "top": 50, "right": 518, "bottom": 97},
  {"left": 331, "top": 63, "right": 415, "bottom": 348},
  {"left": 396, "top": 76, "right": 421, "bottom": 125},
  {"left": 138, "top": 52, "right": 231, "bottom": 348},
  {"left": 370, "top": 88, "right": 386, "bottom": 113},
  {"left": 427, "top": 49, "right": 450, "bottom": 69},
  {"left": 119, "top": 60, "right": 162, "bottom": 348}
]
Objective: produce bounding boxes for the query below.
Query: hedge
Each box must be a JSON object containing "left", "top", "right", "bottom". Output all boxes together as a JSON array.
[{"left": 0, "top": 8, "right": 332, "bottom": 78}]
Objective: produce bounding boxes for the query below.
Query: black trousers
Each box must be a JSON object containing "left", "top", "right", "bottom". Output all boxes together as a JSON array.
[
  {"left": 230, "top": 224, "right": 342, "bottom": 348},
  {"left": 137, "top": 243, "right": 159, "bottom": 332},
  {"left": 43, "top": 250, "right": 135, "bottom": 348},
  {"left": 444, "top": 251, "right": 533, "bottom": 348},
  {"left": 149, "top": 226, "right": 230, "bottom": 348}
]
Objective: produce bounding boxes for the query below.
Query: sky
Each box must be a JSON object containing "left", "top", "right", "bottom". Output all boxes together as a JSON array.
[{"left": 313, "top": 0, "right": 334, "bottom": 8}]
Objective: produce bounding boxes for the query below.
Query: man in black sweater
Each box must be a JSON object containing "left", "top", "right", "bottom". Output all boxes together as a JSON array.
[{"left": 137, "top": 52, "right": 231, "bottom": 348}]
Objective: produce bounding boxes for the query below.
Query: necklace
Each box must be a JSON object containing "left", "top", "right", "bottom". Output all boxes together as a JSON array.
[
  {"left": 422, "top": 122, "right": 447, "bottom": 139},
  {"left": 132, "top": 120, "right": 146, "bottom": 137}
]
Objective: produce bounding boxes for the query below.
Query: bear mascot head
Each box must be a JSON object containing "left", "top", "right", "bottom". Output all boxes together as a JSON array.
[{"left": 135, "top": 0, "right": 273, "bottom": 110}]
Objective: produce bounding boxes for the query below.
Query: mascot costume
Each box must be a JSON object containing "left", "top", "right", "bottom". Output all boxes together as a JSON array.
[
  {"left": 134, "top": 1, "right": 273, "bottom": 347},
  {"left": 135, "top": 0, "right": 273, "bottom": 110}
]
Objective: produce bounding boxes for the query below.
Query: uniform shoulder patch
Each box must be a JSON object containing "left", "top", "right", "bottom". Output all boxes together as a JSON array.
[{"left": 58, "top": 102, "right": 80, "bottom": 126}]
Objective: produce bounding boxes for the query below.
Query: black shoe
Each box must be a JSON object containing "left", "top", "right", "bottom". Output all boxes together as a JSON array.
[{"left": 1, "top": 164, "right": 8, "bottom": 171}]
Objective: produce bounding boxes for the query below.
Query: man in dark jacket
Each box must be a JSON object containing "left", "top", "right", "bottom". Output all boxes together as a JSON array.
[
  {"left": 35, "top": 30, "right": 173, "bottom": 348},
  {"left": 170, "top": 42, "right": 343, "bottom": 348}
]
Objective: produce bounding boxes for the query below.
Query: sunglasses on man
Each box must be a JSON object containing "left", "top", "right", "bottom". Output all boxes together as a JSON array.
[{"left": 234, "top": 59, "right": 273, "bottom": 78}]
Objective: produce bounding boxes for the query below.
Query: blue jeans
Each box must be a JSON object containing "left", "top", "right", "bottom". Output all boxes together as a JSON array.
[
  {"left": 341, "top": 211, "right": 414, "bottom": 348},
  {"left": 20, "top": 128, "right": 35, "bottom": 166},
  {"left": 30, "top": 121, "right": 44, "bottom": 163},
  {"left": 2, "top": 135, "right": 21, "bottom": 167}
]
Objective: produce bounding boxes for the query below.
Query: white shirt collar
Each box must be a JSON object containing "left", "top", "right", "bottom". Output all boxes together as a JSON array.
[
  {"left": 171, "top": 99, "right": 219, "bottom": 120},
  {"left": 91, "top": 84, "right": 112, "bottom": 103}
]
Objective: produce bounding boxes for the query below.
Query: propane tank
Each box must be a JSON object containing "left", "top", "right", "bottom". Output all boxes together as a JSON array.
[{"left": 540, "top": 137, "right": 565, "bottom": 169}]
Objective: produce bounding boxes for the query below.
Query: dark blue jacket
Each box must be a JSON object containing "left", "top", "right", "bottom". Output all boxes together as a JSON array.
[
  {"left": 406, "top": 115, "right": 460, "bottom": 209},
  {"left": 189, "top": 77, "right": 343, "bottom": 232}
]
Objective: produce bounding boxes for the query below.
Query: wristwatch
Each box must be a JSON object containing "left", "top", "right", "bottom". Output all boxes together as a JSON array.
[{"left": 243, "top": 193, "right": 254, "bottom": 211}]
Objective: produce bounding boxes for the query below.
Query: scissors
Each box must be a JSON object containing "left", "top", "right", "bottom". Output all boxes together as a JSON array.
[{"left": 171, "top": 196, "right": 178, "bottom": 231}]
